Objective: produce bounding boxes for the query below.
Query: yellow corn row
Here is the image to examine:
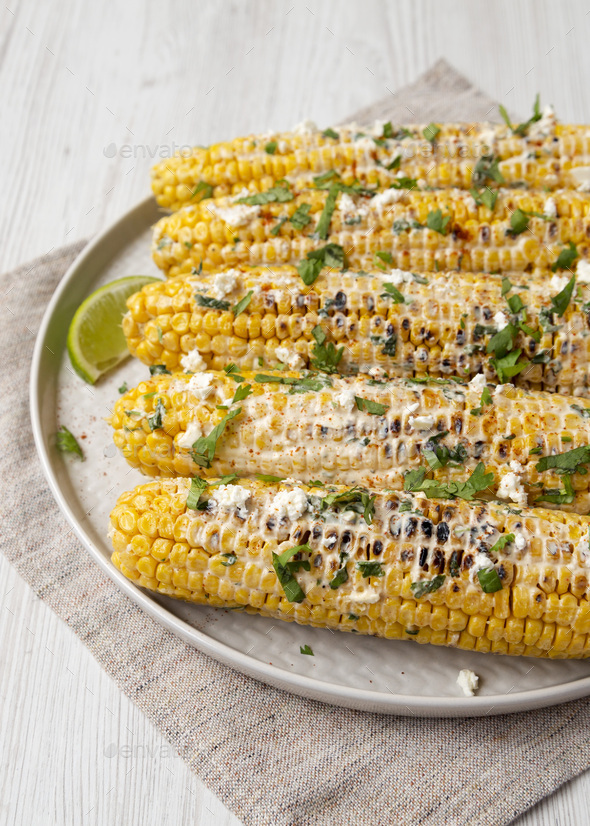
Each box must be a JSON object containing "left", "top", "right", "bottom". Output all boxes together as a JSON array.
[
  {"left": 152, "top": 186, "right": 590, "bottom": 278},
  {"left": 151, "top": 116, "right": 590, "bottom": 211},
  {"left": 110, "top": 477, "right": 590, "bottom": 659},
  {"left": 110, "top": 371, "right": 590, "bottom": 514},
  {"left": 123, "top": 265, "right": 590, "bottom": 396}
]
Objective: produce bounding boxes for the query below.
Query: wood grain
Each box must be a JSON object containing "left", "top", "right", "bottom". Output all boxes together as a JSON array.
[{"left": 2, "top": 1, "right": 590, "bottom": 823}]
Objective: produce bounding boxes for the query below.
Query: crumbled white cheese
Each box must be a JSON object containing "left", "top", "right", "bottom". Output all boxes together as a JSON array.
[
  {"left": 409, "top": 415, "right": 435, "bottom": 431},
  {"left": 468, "top": 373, "right": 487, "bottom": 393},
  {"left": 497, "top": 463, "right": 527, "bottom": 508},
  {"left": 544, "top": 197, "right": 557, "bottom": 219},
  {"left": 335, "top": 386, "right": 357, "bottom": 413},
  {"left": 493, "top": 383, "right": 510, "bottom": 397},
  {"left": 383, "top": 268, "right": 413, "bottom": 286},
  {"left": 549, "top": 273, "right": 569, "bottom": 292},
  {"left": 181, "top": 349, "right": 207, "bottom": 373},
  {"left": 208, "top": 203, "right": 260, "bottom": 227},
  {"left": 210, "top": 484, "right": 251, "bottom": 519},
  {"left": 527, "top": 104, "right": 556, "bottom": 140},
  {"left": 569, "top": 166, "right": 590, "bottom": 192},
  {"left": 292, "top": 119, "right": 318, "bottom": 136},
  {"left": 457, "top": 669, "right": 480, "bottom": 697},
  {"left": 370, "top": 187, "right": 406, "bottom": 212},
  {"left": 493, "top": 311, "right": 509, "bottom": 331},
  {"left": 406, "top": 401, "right": 420, "bottom": 413},
  {"left": 577, "top": 259, "right": 590, "bottom": 284},
  {"left": 338, "top": 191, "right": 369, "bottom": 220},
  {"left": 514, "top": 532, "right": 527, "bottom": 551},
  {"left": 176, "top": 420, "right": 203, "bottom": 449},
  {"left": 354, "top": 136, "right": 377, "bottom": 155},
  {"left": 186, "top": 372, "right": 214, "bottom": 400},
  {"left": 275, "top": 346, "right": 304, "bottom": 370},
  {"left": 270, "top": 487, "right": 309, "bottom": 521},
  {"left": 212, "top": 269, "right": 241, "bottom": 299}
]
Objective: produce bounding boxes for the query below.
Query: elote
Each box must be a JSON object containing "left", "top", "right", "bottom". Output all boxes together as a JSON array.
[
  {"left": 122, "top": 264, "right": 590, "bottom": 395},
  {"left": 109, "top": 477, "right": 590, "bottom": 659},
  {"left": 152, "top": 185, "right": 590, "bottom": 278},
  {"left": 151, "top": 107, "right": 590, "bottom": 211},
  {"left": 110, "top": 371, "right": 590, "bottom": 515}
]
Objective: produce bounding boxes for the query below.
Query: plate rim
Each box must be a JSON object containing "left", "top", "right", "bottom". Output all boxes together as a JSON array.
[{"left": 29, "top": 194, "right": 590, "bottom": 717}]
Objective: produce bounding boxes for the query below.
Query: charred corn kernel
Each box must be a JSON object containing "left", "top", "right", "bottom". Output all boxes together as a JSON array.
[
  {"left": 123, "top": 264, "right": 590, "bottom": 396},
  {"left": 152, "top": 187, "right": 590, "bottom": 278},
  {"left": 111, "top": 370, "right": 590, "bottom": 514},
  {"left": 109, "top": 477, "right": 590, "bottom": 659},
  {"left": 151, "top": 118, "right": 590, "bottom": 211}
]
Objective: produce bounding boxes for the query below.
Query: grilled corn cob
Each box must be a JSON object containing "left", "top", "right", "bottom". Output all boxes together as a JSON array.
[
  {"left": 151, "top": 112, "right": 590, "bottom": 211},
  {"left": 152, "top": 186, "right": 590, "bottom": 278},
  {"left": 123, "top": 265, "right": 590, "bottom": 395},
  {"left": 109, "top": 477, "right": 590, "bottom": 659},
  {"left": 110, "top": 371, "right": 590, "bottom": 515}
]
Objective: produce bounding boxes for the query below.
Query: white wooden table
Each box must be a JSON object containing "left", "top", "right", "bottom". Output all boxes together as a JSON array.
[{"left": 2, "top": 1, "right": 590, "bottom": 822}]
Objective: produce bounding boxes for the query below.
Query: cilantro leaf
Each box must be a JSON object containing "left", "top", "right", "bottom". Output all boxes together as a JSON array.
[
  {"left": 488, "top": 533, "right": 515, "bottom": 553},
  {"left": 357, "top": 561, "right": 385, "bottom": 578},
  {"left": 535, "top": 475, "right": 575, "bottom": 505},
  {"left": 392, "top": 218, "right": 424, "bottom": 234},
  {"left": 232, "top": 383, "right": 252, "bottom": 404},
  {"left": 508, "top": 208, "right": 529, "bottom": 236},
  {"left": 296, "top": 243, "right": 345, "bottom": 285},
  {"left": 322, "top": 128, "right": 339, "bottom": 139},
  {"left": 315, "top": 183, "right": 339, "bottom": 240},
  {"left": 191, "top": 180, "right": 213, "bottom": 201},
  {"left": 404, "top": 462, "right": 494, "bottom": 501},
  {"left": 330, "top": 566, "right": 349, "bottom": 590},
  {"left": 381, "top": 334, "right": 397, "bottom": 356},
  {"left": 232, "top": 290, "right": 254, "bottom": 317},
  {"left": 411, "top": 575, "right": 446, "bottom": 599},
  {"left": 471, "top": 154, "right": 505, "bottom": 186},
  {"left": 486, "top": 323, "right": 518, "bottom": 359},
  {"left": 272, "top": 545, "right": 310, "bottom": 603},
  {"left": 354, "top": 396, "right": 389, "bottom": 415},
  {"left": 270, "top": 217, "right": 288, "bottom": 236},
  {"left": 149, "top": 364, "right": 171, "bottom": 376},
  {"left": 290, "top": 203, "right": 312, "bottom": 230},
  {"left": 195, "top": 294, "right": 230, "bottom": 311},
  {"left": 571, "top": 404, "right": 590, "bottom": 419},
  {"left": 310, "top": 325, "right": 343, "bottom": 373},
  {"left": 423, "top": 123, "right": 441, "bottom": 143},
  {"left": 221, "top": 553, "right": 237, "bottom": 566},
  {"left": 499, "top": 94, "right": 542, "bottom": 138},
  {"left": 535, "top": 445, "right": 590, "bottom": 475},
  {"left": 426, "top": 209, "right": 451, "bottom": 235},
  {"left": 381, "top": 283, "right": 406, "bottom": 303},
  {"left": 551, "top": 242, "right": 578, "bottom": 273},
  {"left": 148, "top": 398, "right": 166, "bottom": 431},
  {"left": 118, "top": 382, "right": 128, "bottom": 394},
  {"left": 490, "top": 349, "right": 529, "bottom": 383},
  {"left": 373, "top": 250, "right": 393, "bottom": 270},
  {"left": 549, "top": 274, "right": 576, "bottom": 317},
  {"left": 190, "top": 407, "right": 242, "bottom": 468},
  {"left": 265, "top": 140, "right": 277, "bottom": 154},
  {"left": 186, "top": 476, "right": 209, "bottom": 509},
  {"left": 55, "top": 425, "right": 84, "bottom": 460},
  {"left": 237, "top": 181, "right": 293, "bottom": 205},
  {"left": 255, "top": 474, "right": 285, "bottom": 483},
  {"left": 300, "top": 644, "right": 314, "bottom": 655},
  {"left": 477, "top": 567, "right": 503, "bottom": 593},
  {"left": 470, "top": 386, "right": 493, "bottom": 416},
  {"left": 470, "top": 187, "right": 497, "bottom": 211},
  {"left": 320, "top": 487, "right": 376, "bottom": 525}
]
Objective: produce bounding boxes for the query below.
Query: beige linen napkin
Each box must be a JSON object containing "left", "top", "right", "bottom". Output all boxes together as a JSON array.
[{"left": 3, "top": 60, "right": 590, "bottom": 826}]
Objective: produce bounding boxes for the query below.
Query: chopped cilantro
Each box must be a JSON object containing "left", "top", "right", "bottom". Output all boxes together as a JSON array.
[
  {"left": 535, "top": 475, "right": 575, "bottom": 505},
  {"left": 471, "top": 154, "right": 504, "bottom": 186},
  {"left": 190, "top": 407, "right": 242, "bottom": 468},
  {"left": 186, "top": 476, "right": 209, "bottom": 509},
  {"left": 232, "top": 383, "right": 252, "bottom": 403},
  {"left": 357, "top": 561, "right": 385, "bottom": 578},
  {"left": 535, "top": 445, "right": 590, "bottom": 475},
  {"left": 404, "top": 462, "right": 494, "bottom": 501},
  {"left": 255, "top": 474, "right": 285, "bottom": 483},
  {"left": 354, "top": 397, "right": 389, "bottom": 415},
  {"left": 191, "top": 180, "right": 213, "bottom": 201},
  {"left": 551, "top": 242, "right": 578, "bottom": 273},
  {"left": 221, "top": 553, "right": 237, "bottom": 566},
  {"left": 426, "top": 209, "right": 450, "bottom": 235},
  {"left": 499, "top": 94, "right": 542, "bottom": 138},
  {"left": 55, "top": 426, "right": 84, "bottom": 460},
  {"left": 320, "top": 487, "right": 376, "bottom": 525},
  {"left": 322, "top": 128, "right": 339, "bottom": 139},
  {"left": 470, "top": 386, "right": 493, "bottom": 416},
  {"left": 195, "top": 294, "right": 230, "bottom": 311},
  {"left": 549, "top": 274, "right": 576, "bottom": 317},
  {"left": 237, "top": 181, "right": 293, "bottom": 205},
  {"left": 381, "top": 282, "right": 406, "bottom": 303},
  {"left": 296, "top": 243, "right": 345, "bottom": 285},
  {"left": 489, "top": 533, "right": 515, "bottom": 553},
  {"left": 265, "top": 140, "right": 277, "bottom": 154},
  {"left": 470, "top": 187, "right": 497, "bottom": 211},
  {"left": 149, "top": 364, "right": 171, "bottom": 376},
  {"left": 272, "top": 544, "right": 310, "bottom": 603},
  {"left": 381, "top": 334, "right": 397, "bottom": 357},
  {"left": 290, "top": 203, "right": 312, "bottom": 230},
  {"left": 411, "top": 575, "right": 445, "bottom": 599},
  {"left": 423, "top": 123, "right": 441, "bottom": 143},
  {"left": 270, "top": 217, "right": 288, "bottom": 236},
  {"left": 232, "top": 290, "right": 254, "bottom": 317},
  {"left": 118, "top": 382, "right": 128, "bottom": 394},
  {"left": 315, "top": 184, "right": 340, "bottom": 240},
  {"left": 310, "top": 325, "right": 344, "bottom": 373},
  {"left": 373, "top": 250, "right": 393, "bottom": 270},
  {"left": 508, "top": 208, "right": 529, "bottom": 236},
  {"left": 329, "top": 566, "right": 349, "bottom": 590},
  {"left": 571, "top": 404, "right": 590, "bottom": 419},
  {"left": 392, "top": 218, "right": 424, "bottom": 234},
  {"left": 300, "top": 644, "right": 314, "bottom": 655},
  {"left": 490, "top": 349, "right": 529, "bottom": 383},
  {"left": 148, "top": 398, "right": 166, "bottom": 431},
  {"left": 477, "top": 567, "right": 503, "bottom": 593}
]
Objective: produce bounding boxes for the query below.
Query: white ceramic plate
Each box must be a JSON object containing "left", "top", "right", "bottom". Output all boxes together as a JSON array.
[{"left": 30, "top": 196, "right": 590, "bottom": 716}]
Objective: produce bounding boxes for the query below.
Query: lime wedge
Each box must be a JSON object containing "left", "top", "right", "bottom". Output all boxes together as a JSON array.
[{"left": 67, "top": 275, "right": 161, "bottom": 383}]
